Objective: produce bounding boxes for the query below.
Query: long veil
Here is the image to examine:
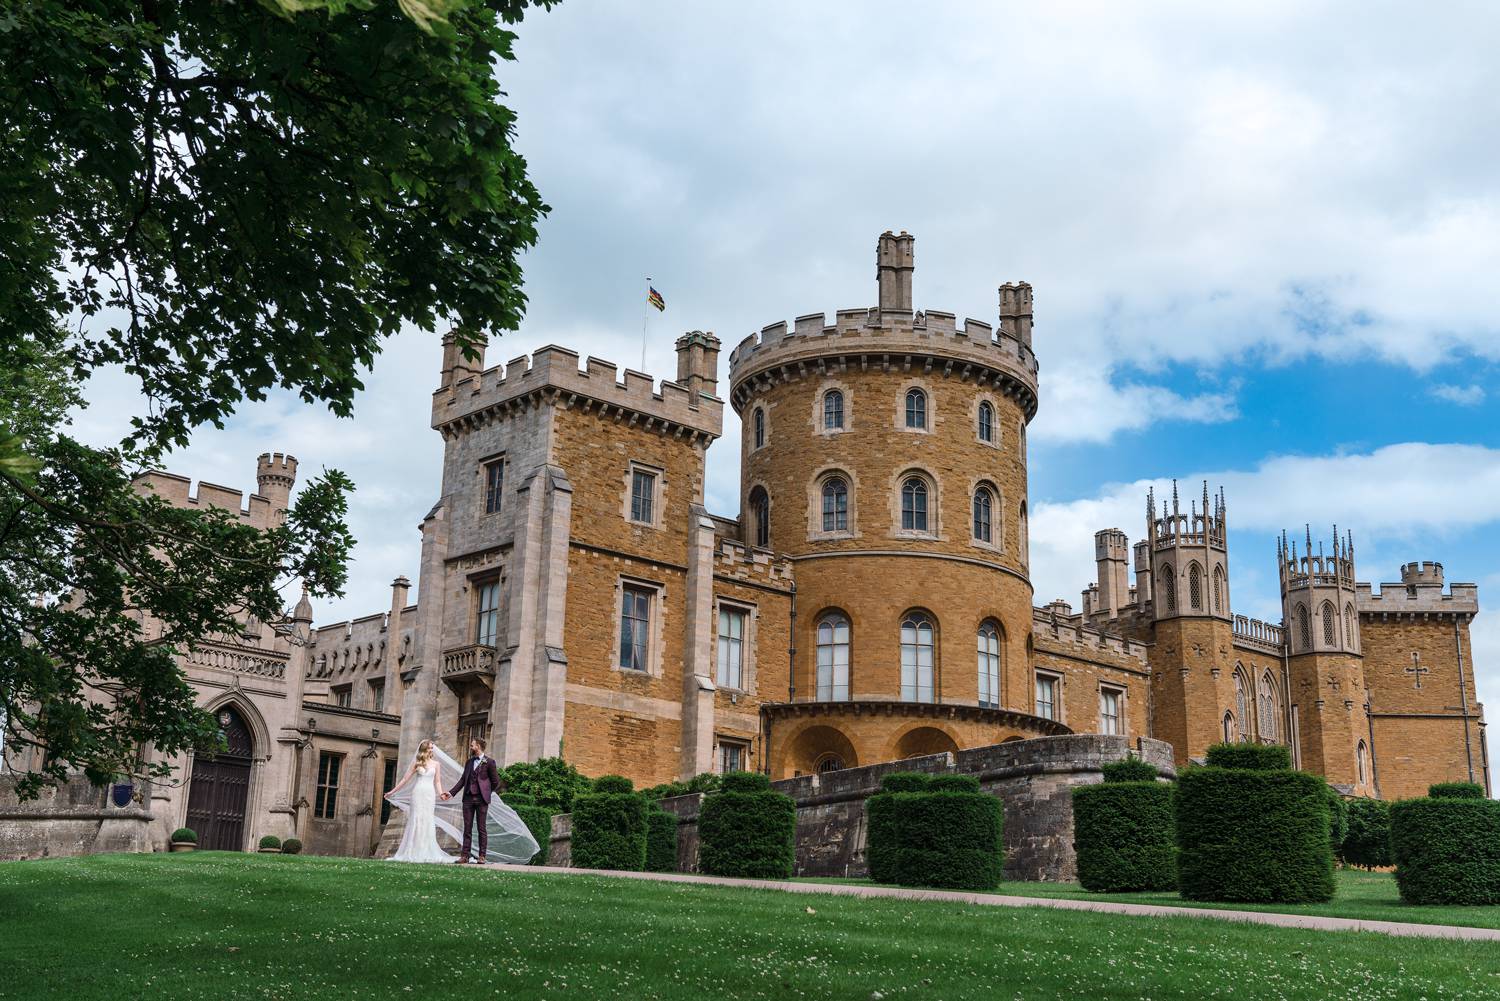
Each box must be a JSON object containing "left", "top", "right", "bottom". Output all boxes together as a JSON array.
[{"left": 385, "top": 745, "right": 540, "bottom": 864}]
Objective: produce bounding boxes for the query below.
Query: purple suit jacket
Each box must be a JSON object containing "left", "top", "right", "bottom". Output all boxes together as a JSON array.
[{"left": 451, "top": 755, "right": 503, "bottom": 804}]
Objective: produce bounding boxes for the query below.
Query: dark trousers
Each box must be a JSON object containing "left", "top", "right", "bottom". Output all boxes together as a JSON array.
[{"left": 461, "top": 796, "right": 488, "bottom": 860}]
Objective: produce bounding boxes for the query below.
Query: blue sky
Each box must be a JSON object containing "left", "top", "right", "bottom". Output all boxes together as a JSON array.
[{"left": 75, "top": 2, "right": 1500, "bottom": 780}]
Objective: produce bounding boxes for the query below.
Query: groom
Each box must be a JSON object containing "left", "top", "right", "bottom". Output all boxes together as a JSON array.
[{"left": 441, "top": 737, "right": 504, "bottom": 864}]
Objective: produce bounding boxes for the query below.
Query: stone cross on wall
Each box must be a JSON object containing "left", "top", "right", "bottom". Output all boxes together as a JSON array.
[
  {"left": 1325, "top": 676, "right": 1342, "bottom": 694},
  {"left": 1405, "top": 652, "right": 1429, "bottom": 690}
]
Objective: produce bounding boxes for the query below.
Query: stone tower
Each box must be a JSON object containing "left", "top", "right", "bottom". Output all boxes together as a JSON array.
[
  {"left": 1146, "top": 481, "right": 1236, "bottom": 764},
  {"left": 1093, "top": 528, "right": 1131, "bottom": 619},
  {"left": 1280, "top": 528, "right": 1375, "bottom": 794},
  {"left": 255, "top": 452, "right": 298, "bottom": 524}
]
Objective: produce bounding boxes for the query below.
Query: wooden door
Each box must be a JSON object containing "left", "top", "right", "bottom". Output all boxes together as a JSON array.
[{"left": 185, "top": 705, "right": 254, "bottom": 851}]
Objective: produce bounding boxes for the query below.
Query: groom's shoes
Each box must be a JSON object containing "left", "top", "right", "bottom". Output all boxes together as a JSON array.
[{"left": 453, "top": 858, "right": 468, "bottom": 864}]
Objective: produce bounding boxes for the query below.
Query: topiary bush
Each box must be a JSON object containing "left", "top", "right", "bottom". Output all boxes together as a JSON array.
[
  {"left": 1341, "top": 798, "right": 1392, "bottom": 869},
  {"left": 258, "top": 835, "right": 282, "bottom": 851},
  {"left": 698, "top": 771, "right": 796, "bottom": 879},
  {"left": 889, "top": 790, "right": 1003, "bottom": 891},
  {"left": 499, "top": 757, "right": 593, "bottom": 814},
  {"left": 1391, "top": 795, "right": 1500, "bottom": 905},
  {"left": 1176, "top": 762, "right": 1334, "bottom": 903},
  {"left": 571, "top": 782, "right": 647, "bottom": 872},
  {"left": 1072, "top": 773, "right": 1175, "bottom": 893},
  {"left": 866, "top": 773, "right": 934, "bottom": 883},
  {"left": 281, "top": 838, "right": 303, "bottom": 855},
  {"left": 881, "top": 772, "right": 934, "bottom": 793},
  {"left": 929, "top": 774, "right": 981, "bottom": 793},
  {"left": 1204, "top": 742, "right": 1292, "bottom": 771},
  {"left": 1101, "top": 757, "right": 1159, "bottom": 784},
  {"left": 646, "top": 807, "right": 679, "bottom": 873},
  {"left": 1326, "top": 785, "right": 1349, "bottom": 854},
  {"left": 170, "top": 827, "right": 197, "bottom": 844},
  {"left": 503, "top": 793, "right": 553, "bottom": 866},
  {"left": 1430, "top": 782, "right": 1486, "bottom": 800}
]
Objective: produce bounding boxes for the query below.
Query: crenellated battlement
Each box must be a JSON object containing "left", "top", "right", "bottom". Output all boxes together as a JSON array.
[
  {"left": 712, "top": 536, "right": 795, "bottom": 588},
  {"left": 1033, "top": 604, "right": 1151, "bottom": 665},
  {"left": 135, "top": 468, "right": 278, "bottom": 526},
  {"left": 1147, "top": 480, "right": 1227, "bottom": 552},
  {"left": 1356, "top": 570, "right": 1478, "bottom": 617},
  {"left": 433, "top": 342, "right": 724, "bottom": 442},
  {"left": 1278, "top": 526, "right": 1356, "bottom": 593}
]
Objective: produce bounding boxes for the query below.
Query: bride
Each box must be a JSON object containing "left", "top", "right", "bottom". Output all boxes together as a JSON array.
[{"left": 384, "top": 739, "right": 539, "bottom": 864}]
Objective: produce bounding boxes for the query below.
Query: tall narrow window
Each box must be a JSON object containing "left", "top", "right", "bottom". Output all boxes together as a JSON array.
[
  {"left": 1297, "top": 604, "right": 1311, "bottom": 649},
  {"left": 972, "top": 487, "right": 993, "bottom": 543},
  {"left": 370, "top": 680, "right": 385, "bottom": 713},
  {"left": 1161, "top": 565, "right": 1176, "bottom": 612},
  {"left": 333, "top": 685, "right": 352, "bottom": 708},
  {"left": 1213, "top": 566, "right": 1225, "bottom": 613},
  {"left": 1019, "top": 501, "right": 1029, "bottom": 564},
  {"left": 977, "top": 623, "right": 1001, "bottom": 709},
  {"left": 1322, "top": 602, "right": 1337, "bottom": 645},
  {"left": 630, "top": 468, "right": 656, "bottom": 524},
  {"left": 900, "top": 613, "right": 935, "bottom": 703},
  {"left": 716, "top": 607, "right": 745, "bottom": 690},
  {"left": 823, "top": 390, "right": 844, "bottom": 430},
  {"left": 1189, "top": 563, "right": 1203, "bottom": 609},
  {"left": 475, "top": 580, "right": 500, "bottom": 646},
  {"left": 1345, "top": 604, "right": 1357, "bottom": 648},
  {"left": 1223, "top": 712, "right": 1235, "bottom": 743},
  {"left": 619, "top": 585, "right": 653, "bottom": 672},
  {"left": 753, "top": 407, "right": 765, "bottom": 449},
  {"left": 315, "top": 752, "right": 342, "bottom": 819},
  {"left": 821, "top": 478, "right": 848, "bottom": 533},
  {"left": 1035, "top": 674, "right": 1058, "bottom": 720},
  {"left": 977, "top": 401, "right": 994, "bottom": 443},
  {"left": 1356, "top": 740, "right": 1368, "bottom": 785},
  {"left": 904, "top": 389, "right": 927, "bottom": 429},
  {"left": 816, "top": 614, "right": 850, "bottom": 701},
  {"left": 483, "top": 458, "right": 505, "bottom": 515},
  {"left": 379, "top": 758, "right": 397, "bottom": 825},
  {"left": 1234, "top": 672, "right": 1248, "bottom": 740},
  {"left": 901, "top": 477, "right": 928, "bottom": 532},
  {"left": 1099, "top": 688, "right": 1122, "bottom": 735},
  {"left": 718, "top": 739, "right": 748, "bottom": 774},
  {"left": 1258, "top": 671, "right": 1278, "bottom": 741},
  {"left": 750, "top": 487, "right": 770, "bottom": 548}
]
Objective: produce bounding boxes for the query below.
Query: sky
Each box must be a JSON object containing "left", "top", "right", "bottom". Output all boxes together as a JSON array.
[{"left": 76, "top": 2, "right": 1500, "bottom": 781}]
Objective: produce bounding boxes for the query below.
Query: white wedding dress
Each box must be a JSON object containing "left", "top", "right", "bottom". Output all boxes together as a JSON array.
[{"left": 385, "top": 745, "right": 540, "bottom": 865}]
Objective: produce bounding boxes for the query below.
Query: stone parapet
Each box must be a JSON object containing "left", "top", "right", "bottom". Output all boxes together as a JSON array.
[
  {"left": 1356, "top": 578, "right": 1478, "bottom": 617},
  {"left": 712, "top": 538, "right": 795, "bottom": 588},
  {"left": 1232, "top": 614, "right": 1286, "bottom": 654},
  {"left": 1033, "top": 606, "right": 1151, "bottom": 664}
]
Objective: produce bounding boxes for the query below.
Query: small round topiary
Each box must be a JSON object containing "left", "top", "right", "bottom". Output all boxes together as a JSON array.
[
  {"left": 929, "top": 774, "right": 981, "bottom": 793},
  {"left": 281, "top": 838, "right": 303, "bottom": 855},
  {"left": 1391, "top": 796, "right": 1500, "bottom": 905},
  {"left": 258, "top": 835, "right": 282, "bottom": 851},
  {"left": 881, "top": 772, "right": 934, "bottom": 793},
  {"left": 170, "top": 827, "right": 198, "bottom": 844},
  {"left": 646, "top": 808, "right": 679, "bottom": 873},
  {"left": 698, "top": 780, "right": 796, "bottom": 879},
  {"left": 719, "top": 770, "right": 772, "bottom": 794},
  {"left": 592, "top": 775, "right": 635, "bottom": 795},
  {"left": 1101, "top": 757, "right": 1159, "bottom": 784},
  {"left": 1429, "top": 782, "right": 1486, "bottom": 800},
  {"left": 1204, "top": 742, "right": 1292, "bottom": 771}
]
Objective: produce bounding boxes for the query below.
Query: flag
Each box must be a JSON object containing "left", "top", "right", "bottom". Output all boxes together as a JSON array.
[{"left": 647, "top": 286, "right": 666, "bottom": 312}]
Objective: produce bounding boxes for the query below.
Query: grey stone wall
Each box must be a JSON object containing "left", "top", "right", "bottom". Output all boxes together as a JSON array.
[
  {"left": 545, "top": 734, "right": 1175, "bottom": 881},
  {"left": 0, "top": 777, "right": 154, "bottom": 861}
]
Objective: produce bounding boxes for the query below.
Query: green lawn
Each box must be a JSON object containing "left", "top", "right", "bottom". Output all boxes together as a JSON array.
[
  {"left": 805, "top": 868, "right": 1500, "bottom": 931},
  {"left": 3, "top": 854, "right": 1499, "bottom": 1000}
]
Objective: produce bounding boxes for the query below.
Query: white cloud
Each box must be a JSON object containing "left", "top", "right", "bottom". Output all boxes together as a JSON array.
[
  {"left": 1430, "top": 383, "right": 1486, "bottom": 406},
  {"left": 1033, "top": 364, "right": 1238, "bottom": 444}
]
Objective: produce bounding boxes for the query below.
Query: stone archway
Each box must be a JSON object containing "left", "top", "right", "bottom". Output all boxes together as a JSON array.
[
  {"left": 892, "top": 725, "right": 959, "bottom": 760},
  {"left": 782, "top": 724, "right": 859, "bottom": 777},
  {"left": 185, "top": 704, "right": 255, "bottom": 851}
]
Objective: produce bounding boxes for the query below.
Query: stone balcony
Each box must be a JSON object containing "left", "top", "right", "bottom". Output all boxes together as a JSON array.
[
  {"left": 185, "top": 642, "right": 287, "bottom": 681},
  {"left": 441, "top": 643, "right": 496, "bottom": 689}
]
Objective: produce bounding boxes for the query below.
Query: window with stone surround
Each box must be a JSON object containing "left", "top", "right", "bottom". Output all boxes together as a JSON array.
[
  {"left": 482, "top": 456, "right": 505, "bottom": 515},
  {"left": 1321, "top": 601, "right": 1337, "bottom": 646},
  {"left": 816, "top": 612, "right": 850, "bottom": 701},
  {"left": 1034, "top": 671, "right": 1060, "bottom": 721},
  {"left": 1161, "top": 563, "right": 1176, "bottom": 612},
  {"left": 900, "top": 612, "right": 936, "bottom": 703},
  {"left": 815, "top": 754, "right": 845, "bottom": 774},
  {"left": 1213, "top": 565, "right": 1225, "bottom": 614},
  {"left": 1188, "top": 562, "right": 1203, "bottom": 610},
  {"left": 475, "top": 579, "right": 501, "bottom": 647},
  {"left": 749, "top": 486, "right": 770, "bottom": 548},
  {"left": 972, "top": 486, "right": 994, "bottom": 543},
  {"left": 618, "top": 583, "right": 654, "bottom": 672},
  {"left": 823, "top": 390, "right": 844, "bottom": 430},
  {"left": 717, "top": 737, "right": 750, "bottom": 774},
  {"left": 1233, "top": 670, "right": 1248, "bottom": 741},
  {"left": 1344, "top": 603, "right": 1357, "bottom": 649},
  {"left": 1296, "top": 603, "right": 1311, "bottom": 650},
  {"left": 1258, "top": 670, "right": 1278, "bottom": 741},
  {"left": 629, "top": 467, "right": 657, "bottom": 525},
  {"left": 1357, "top": 739, "right": 1368, "bottom": 785},
  {"left": 716, "top": 605, "right": 746, "bottom": 690},
  {"left": 1099, "top": 685, "right": 1124, "bottom": 735},
  {"left": 821, "top": 477, "right": 848, "bottom": 533},
  {"left": 978, "top": 401, "right": 994, "bottom": 443},
  {"left": 1223, "top": 711, "right": 1235, "bottom": 743},
  {"left": 315, "top": 751, "right": 342, "bottom": 819},
  {"left": 333, "top": 684, "right": 352, "bottom": 708},
  {"left": 977, "top": 622, "right": 1002, "bottom": 709},
  {"left": 753, "top": 407, "right": 766, "bottom": 449},
  {"left": 369, "top": 679, "right": 385, "bottom": 713},
  {"left": 904, "top": 388, "right": 927, "bottom": 430},
  {"left": 901, "top": 477, "right": 929, "bottom": 533}
]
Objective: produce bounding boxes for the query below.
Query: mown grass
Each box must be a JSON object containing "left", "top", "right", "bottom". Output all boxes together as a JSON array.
[{"left": 3, "top": 853, "right": 1499, "bottom": 1000}]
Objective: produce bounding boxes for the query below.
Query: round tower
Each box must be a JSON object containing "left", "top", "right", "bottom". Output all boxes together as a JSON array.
[
  {"left": 727, "top": 231, "right": 1062, "bottom": 778},
  {"left": 255, "top": 452, "right": 298, "bottom": 522}
]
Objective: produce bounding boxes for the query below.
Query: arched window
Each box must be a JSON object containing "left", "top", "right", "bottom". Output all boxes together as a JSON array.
[
  {"left": 972, "top": 487, "right": 993, "bottom": 543},
  {"left": 1345, "top": 603, "right": 1357, "bottom": 649},
  {"left": 900, "top": 612, "right": 936, "bottom": 703},
  {"left": 901, "top": 477, "right": 929, "bottom": 532},
  {"left": 1321, "top": 602, "right": 1337, "bottom": 646},
  {"left": 1356, "top": 740, "right": 1368, "bottom": 785},
  {"left": 1258, "top": 670, "right": 1278, "bottom": 741},
  {"left": 1233, "top": 671, "right": 1248, "bottom": 741},
  {"left": 1188, "top": 563, "right": 1203, "bottom": 610},
  {"left": 977, "top": 401, "right": 994, "bottom": 443},
  {"left": 749, "top": 487, "right": 770, "bottom": 548},
  {"left": 1223, "top": 712, "right": 1235, "bottom": 743},
  {"left": 815, "top": 613, "right": 850, "bottom": 701},
  {"left": 904, "top": 389, "right": 927, "bottom": 429},
  {"left": 1213, "top": 566, "right": 1225, "bottom": 614},
  {"left": 823, "top": 390, "right": 844, "bottom": 430},
  {"left": 977, "top": 622, "right": 1001, "bottom": 709},
  {"left": 1161, "top": 564, "right": 1176, "bottom": 612},
  {"left": 1018, "top": 501, "right": 1029, "bottom": 564},
  {"left": 821, "top": 477, "right": 848, "bottom": 533},
  {"left": 816, "top": 754, "right": 845, "bottom": 774},
  {"left": 753, "top": 407, "right": 765, "bottom": 449},
  {"left": 1296, "top": 604, "right": 1311, "bottom": 649}
]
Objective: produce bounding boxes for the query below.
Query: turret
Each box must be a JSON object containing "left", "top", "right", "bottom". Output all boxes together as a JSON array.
[
  {"left": 1279, "top": 526, "right": 1360, "bottom": 655},
  {"left": 675, "top": 330, "right": 722, "bottom": 408},
  {"left": 255, "top": 452, "right": 298, "bottom": 519},
  {"left": 1094, "top": 528, "right": 1131, "bottom": 618},
  {"left": 1146, "top": 480, "right": 1230, "bottom": 621},
  {"left": 440, "top": 329, "right": 487, "bottom": 389},
  {"left": 1133, "top": 540, "right": 1153, "bottom": 606},
  {"left": 998, "top": 282, "right": 1034, "bottom": 347},
  {"left": 875, "top": 230, "right": 915, "bottom": 313}
]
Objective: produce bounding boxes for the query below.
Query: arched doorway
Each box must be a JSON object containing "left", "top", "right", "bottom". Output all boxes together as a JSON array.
[{"left": 185, "top": 704, "right": 254, "bottom": 851}]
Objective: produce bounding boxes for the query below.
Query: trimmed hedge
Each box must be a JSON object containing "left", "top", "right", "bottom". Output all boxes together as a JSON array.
[
  {"left": 258, "top": 835, "right": 282, "bottom": 850},
  {"left": 881, "top": 772, "right": 934, "bottom": 793},
  {"left": 1391, "top": 796, "right": 1500, "bottom": 905},
  {"left": 593, "top": 775, "right": 635, "bottom": 795},
  {"left": 646, "top": 808, "right": 679, "bottom": 873},
  {"left": 1430, "top": 782, "right": 1486, "bottom": 800},
  {"left": 571, "top": 787, "right": 647, "bottom": 871},
  {"left": 929, "top": 774, "right": 981, "bottom": 793},
  {"left": 1101, "top": 758, "right": 1158, "bottom": 784},
  {"left": 1204, "top": 743, "right": 1291, "bottom": 771},
  {"left": 698, "top": 772, "right": 796, "bottom": 879},
  {"left": 503, "top": 794, "right": 552, "bottom": 866},
  {"left": 890, "top": 791, "right": 1003, "bottom": 891},
  {"left": 867, "top": 773, "right": 933, "bottom": 883},
  {"left": 1176, "top": 767, "right": 1334, "bottom": 903},
  {"left": 1341, "top": 798, "right": 1392, "bottom": 869},
  {"left": 1072, "top": 781, "right": 1176, "bottom": 892},
  {"left": 1326, "top": 785, "right": 1349, "bottom": 852},
  {"left": 281, "top": 838, "right": 303, "bottom": 855},
  {"left": 169, "top": 827, "right": 197, "bottom": 844}
]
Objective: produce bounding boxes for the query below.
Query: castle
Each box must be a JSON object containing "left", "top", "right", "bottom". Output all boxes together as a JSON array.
[{"left": 1, "top": 231, "right": 1489, "bottom": 859}]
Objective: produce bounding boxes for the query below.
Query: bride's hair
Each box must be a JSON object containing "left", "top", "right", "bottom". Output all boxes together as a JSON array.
[{"left": 414, "top": 739, "right": 435, "bottom": 771}]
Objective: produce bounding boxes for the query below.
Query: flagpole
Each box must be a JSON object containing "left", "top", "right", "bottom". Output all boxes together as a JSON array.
[{"left": 641, "top": 276, "right": 651, "bottom": 373}]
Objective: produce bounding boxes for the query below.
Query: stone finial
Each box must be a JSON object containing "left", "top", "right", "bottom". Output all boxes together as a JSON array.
[
  {"left": 998, "top": 281, "right": 1034, "bottom": 346},
  {"left": 876, "top": 230, "right": 915, "bottom": 313}
]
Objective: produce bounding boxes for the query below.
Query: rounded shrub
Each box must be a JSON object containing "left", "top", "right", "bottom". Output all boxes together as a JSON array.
[
  {"left": 646, "top": 807, "right": 679, "bottom": 873},
  {"left": 1341, "top": 798, "right": 1392, "bottom": 869},
  {"left": 258, "top": 835, "right": 282, "bottom": 851},
  {"left": 698, "top": 772, "right": 796, "bottom": 879},
  {"left": 1072, "top": 780, "right": 1176, "bottom": 893},
  {"left": 929, "top": 774, "right": 981, "bottom": 793},
  {"left": 1204, "top": 742, "right": 1292, "bottom": 771},
  {"left": 499, "top": 757, "right": 593, "bottom": 814},
  {"left": 866, "top": 773, "right": 934, "bottom": 883},
  {"left": 503, "top": 794, "right": 553, "bottom": 866},
  {"left": 593, "top": 775, "right": 635, "bottom": 795},
  {"left": 881, "top": 772, "right": 934, "bottom": 793},
  {"left": 170, "top": 827, "right": 197, "bottom": 844},
  {"left": 889, "top": 790, "right": 1003, "bottom": 891},
  {"left": 1101, "top": 757, "right": 1159, "bottom": 784},
  {"left": 571, "top": 785, "right": 647, "bottom": 871},
  {"left": 1430, "top": 782, "right": 1486, "bottom": 800},
  {"left": 281, "top": 838, "right": 303, "bottom": 855},
  {"left": 1176, "top": 765, "right": 1334, "bottom": 903},
  {"left": 1326, "top": 785, "right": 1349, "bottom": 853},
  {"left": 1390, "top": 796, "right": 1500, "bottom": 905}
]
